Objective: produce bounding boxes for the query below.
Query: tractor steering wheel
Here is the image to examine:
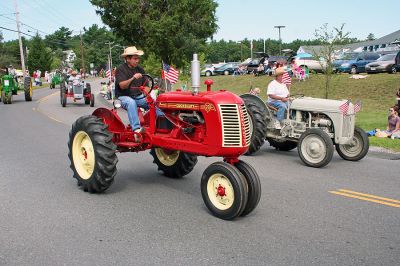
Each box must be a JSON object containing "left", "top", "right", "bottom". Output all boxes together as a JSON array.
[{"left": 128, "top": 74, "right": 154, "bottom": 98}]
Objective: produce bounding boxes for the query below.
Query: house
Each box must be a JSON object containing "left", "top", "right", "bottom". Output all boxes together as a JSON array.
[
  {"left": 63, "top": 50, "right": 76, "bottom": 68},
  {"left": 297, "top": 30, "right": 400, "bottom": 56}
]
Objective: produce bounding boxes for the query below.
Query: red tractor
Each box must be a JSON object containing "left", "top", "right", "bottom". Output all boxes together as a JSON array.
[{"left": 68, "top": 55, "right": 261, "bottom": 220}]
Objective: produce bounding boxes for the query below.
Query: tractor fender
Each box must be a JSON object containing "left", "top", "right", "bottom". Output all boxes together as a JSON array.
[
  {"left": 240, "top": 93, "right": 268, "bottom": 114},
  {"left": 92, "top": 107, "right": 126, "bottom": 132}
]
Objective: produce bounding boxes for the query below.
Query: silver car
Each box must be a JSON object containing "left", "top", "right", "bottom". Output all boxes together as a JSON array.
[{"left": 365, "top": 53, "right": 397, "bottom": 74}]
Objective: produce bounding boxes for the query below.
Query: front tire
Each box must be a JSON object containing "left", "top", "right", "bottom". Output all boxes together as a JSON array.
[
  {"left": 390, "top": 66, "right": 397, "bottom": 74},
  {"left": 201, "top": 162, "right": 248, "bottom": 220},
  {"left": 150, "top": 148, "right": 197, "bottom": 178},
  {"left": 336, "top": 127, "right": 369, "bottom": 161},
  {"left": 298, "top": 129, "right": 334, "bottom": 168},
  {"left": 24, "top": 77, "right": 32, "bottom": 101},
  {"left": 224, "top": 70, "right": 229, "bottom": 75},
  {"left": 234, "top": 160, "right": 261, "bottom": 217},
  {"left": 68, "top": 115, "right": 118, "bottom": 193},
  {"left": 350, "top": 66, "right": 357, "bottom": 74},
  {"left": 205, "top": 71, "right": 212, "bottom": 77}
]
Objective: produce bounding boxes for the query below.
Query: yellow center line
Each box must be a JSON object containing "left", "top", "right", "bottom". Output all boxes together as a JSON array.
[
  {"left": 329, "top": 190, "right": 400, "bottom": 208},
  {"left": 338, "top": 189, "right": 400, "bottom": 204}
]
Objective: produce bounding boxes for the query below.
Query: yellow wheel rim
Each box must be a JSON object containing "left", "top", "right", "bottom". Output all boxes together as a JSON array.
[
  {"left": 30, "top": 80, "right": 32, "bottom": 97},
  {"left": 155, "top": 148, "right": 180, "bottom": 166},
  {"left": 72, "top": 131, "right": 95, "bottom": 180},
  {"left": 207, "top": 173, "right": 234, "bottom": 210}
]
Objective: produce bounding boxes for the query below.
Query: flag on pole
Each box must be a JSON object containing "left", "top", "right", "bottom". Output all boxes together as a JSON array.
[
  {"left": 339, "top": 100, "right": 351, "bottom": 115},
  {"left": 162, "top": 62, "right": 179, "bottom": 84},
  {"left": 354, "top": 100, "right": 362, "bottom": 113}
]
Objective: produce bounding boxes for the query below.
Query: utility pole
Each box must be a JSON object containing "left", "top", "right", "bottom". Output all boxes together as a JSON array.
[
  {"left": 14, "top": 0, "right": 26, "bottom": 77},
  {"left": 80, "top": 30, "right": 85, "bottom": 76},
  {"left": 105, "top": 41, "right": 114, "bottom": 81},
  {"left": 274, "top": 25, "right": 285, "bottom": 55}
]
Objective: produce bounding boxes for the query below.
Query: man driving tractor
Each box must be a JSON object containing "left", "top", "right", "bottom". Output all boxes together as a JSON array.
[{"left": 115, "top": 46, "right": 163, "bottom": 139}]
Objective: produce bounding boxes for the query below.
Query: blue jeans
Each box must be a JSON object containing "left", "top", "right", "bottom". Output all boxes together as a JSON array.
[
  {"left": 119, "top": 95, "right": 163, "bottom": 131},
  {"left": 268, "top": 100, "right": 288, "bottom": 121}
]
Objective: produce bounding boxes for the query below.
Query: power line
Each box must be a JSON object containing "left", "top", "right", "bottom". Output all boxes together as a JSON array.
[{"left": 0, "top": 26, "right": 35, "bottom": 38}]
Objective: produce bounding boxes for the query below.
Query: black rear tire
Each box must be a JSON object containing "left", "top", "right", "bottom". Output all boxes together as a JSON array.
[
  {"left": 24, "top": 77, "right": 32, "bottom": 101},
  {"left": 68, "top": 115, "right": 118, "bottom": 193},
  {"left": 234, "top": 160, "right": 261, "bottom": 216},
  {"left": 90, "top": 93, "right": 95, "bottom": 107},
  {"left": 267, "top": 138, "right": 297, "bottom": 151},
  {"left": 150, "top": 148, "right": 197, "bottom": 178},
  {"left": 335, "top": 127, "right": 369, "bottom": 161},
  {"left": 243, "top": 100, "right": 268, "bottom": 155}
]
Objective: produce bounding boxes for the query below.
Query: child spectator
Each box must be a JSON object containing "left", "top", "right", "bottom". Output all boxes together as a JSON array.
[{"left": 249, "top": 87, "right": 260, "bottom": 96}]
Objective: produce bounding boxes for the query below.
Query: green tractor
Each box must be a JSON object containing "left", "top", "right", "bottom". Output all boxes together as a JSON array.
[
  {"left": 50, "top": 72, "right": 61, "bottom": 89},
  {"left": 0, "top": 75, "right": 33, "bottom": 104}
]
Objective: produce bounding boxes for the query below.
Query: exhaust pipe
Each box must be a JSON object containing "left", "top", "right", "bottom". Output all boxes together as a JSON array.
[{"left": 191, "top": 54, "right": 200, "bottom": 95}]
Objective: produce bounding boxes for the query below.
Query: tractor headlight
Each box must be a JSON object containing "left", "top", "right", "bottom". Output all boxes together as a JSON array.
[{"left": 113, "top": 99, "right": 122, "bottom": 109}]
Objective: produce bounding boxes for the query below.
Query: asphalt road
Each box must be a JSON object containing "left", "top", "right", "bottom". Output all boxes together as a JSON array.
[{"left": 0, "top": 79, "right": 399, "bottom": 266}]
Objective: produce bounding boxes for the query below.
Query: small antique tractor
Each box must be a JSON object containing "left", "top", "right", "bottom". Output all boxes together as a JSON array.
[
  {"left": 241, "top": 94, "right": 369, "bottom": 168},
  {"left": 0, "top": 74, "right": 33, "bottom": 104},
  {"left": 68, "top": 55, "right": 261, "bottom": 220},
  {"left": 50, "top": 72, "right": 61, "bottom": 89},
  {"left": 60, "top": 75, "right": 94, "bottom": 107}
]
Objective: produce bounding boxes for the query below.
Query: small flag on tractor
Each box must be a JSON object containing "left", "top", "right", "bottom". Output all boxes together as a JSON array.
[
  {"left": 339, "top": 100, "right": 351, "bottom": 115},
  {"left": 162, "top": 62, "right": 179, "bottom": 84},
  {"left": 354, "top": 100, "right": 362, "bottom": 113}
]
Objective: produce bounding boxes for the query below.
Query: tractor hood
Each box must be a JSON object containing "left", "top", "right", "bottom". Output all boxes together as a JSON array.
[
  {"left": 291, "top": 97, "right": 354, "bottom": 114},
  {"left": 157, "top": 90, "right": 244, "bottom": 106}
]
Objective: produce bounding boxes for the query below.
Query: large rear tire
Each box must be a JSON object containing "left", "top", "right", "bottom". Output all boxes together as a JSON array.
[
  {"left": 201, "top": 162, "right": 248, "bottom": 220},
  {"left": 90, "top": 93, "right": 95, "bottom": 107},
  {"left": 150, "top": 148, "right": 197, "bottom": 178},
  {"left": 242, "top": 99, "right": 268, "bottom": 155},
  {"left": 234, "top": 160, "right": 261, "bottom": 217},
  {"left": 267, "top": 138, "right": 297, "bottom": 151},
  {"left": 68, "top": 115, "right": 118, "bottom": 193},
  {"left": 336, "top": 127, "right": 369, "bottom": 161},
  {"left": 298, "top": 128, "right": 334, "bottom": 168},
  {"left": 24, "top": 77, "right": 32, "bottom": 101}
]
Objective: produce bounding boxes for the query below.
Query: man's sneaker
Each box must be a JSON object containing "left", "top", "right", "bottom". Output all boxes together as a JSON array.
[
  {"left": 133, "top": 127, "right": 145, "bottom": 142},
  {"left": 274, "top": 121, "right": 282, "bottom": 129}
]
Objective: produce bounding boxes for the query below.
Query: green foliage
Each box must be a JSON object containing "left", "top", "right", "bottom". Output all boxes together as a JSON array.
[
  {"left": 366, "top": 33, "right": 376, "bottom": 41},
  {"left": 27, "top": 33, "right": 53, "bottom": 72},
  {"left": 45, "top": 27, "right": 73, "bottom": 51},
  {"left": 90, "top": 0, "right": 218, "bottom": 68},
  {"left": 142, "top": 52, "right": 162, "bottom": 77},
  {"left": 314, "top": 23, "right": 350, "bottom": 99}
]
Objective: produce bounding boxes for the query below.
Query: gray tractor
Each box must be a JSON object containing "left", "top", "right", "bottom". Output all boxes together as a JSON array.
[{"left": 241, "top": 94, "right": 369, "bottom": 168}]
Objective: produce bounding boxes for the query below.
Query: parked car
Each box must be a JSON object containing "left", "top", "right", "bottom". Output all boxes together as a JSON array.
[
  {"left": 201, "top": 63, "right": 225, "bottom": 76},
  {"left": 213, "top": 62, "right": 239, "bottom": 75},
  {"left": 393, "top": 50, "right": 400, "bottom": 73},
  {"left": 365, "top": 53, "right": 397, "bottom": 74},
  {"left": 293, "top": 57, "right": 327, "bottom": 73},
  {"left": 245, "top": 59, "right": 261, "bottom": 74},
  {"left": 333, "top": 52, "right": 380, "bottom": 74}
]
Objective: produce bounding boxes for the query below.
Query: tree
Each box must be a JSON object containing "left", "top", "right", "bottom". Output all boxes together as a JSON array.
[
  {"left": 44, "top": 27, "right": 73, "bottom": 51},
  {"left": 27, "top": 33, "right": 53, "bottom": 73},
  {"left": 366, "top": 33, "right": 375, "bottom": 41},
  {"left": 90, "top": 0, "right": 218, "bottom": 68},
  {"left": 314, "top": 23, "right": 350, "bottom": 99}
]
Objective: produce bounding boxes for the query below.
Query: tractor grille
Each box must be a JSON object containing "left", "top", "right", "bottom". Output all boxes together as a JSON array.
[
  {"left": 219, "top": 104, "right": 251, "bottom": 147},
  {"left": 241, "top": 104, "right": 252, "bottom": 146},
  {"left": 342, "top": 114, "right": 353, "bottom": 138},
  {"left": 73, "top": 85, "right": 83, "bottom": 95}
]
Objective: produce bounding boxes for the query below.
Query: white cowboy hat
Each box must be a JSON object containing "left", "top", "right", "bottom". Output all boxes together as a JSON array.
[{"left": 121, "top": 46, "right": 144, "bottom": 57}]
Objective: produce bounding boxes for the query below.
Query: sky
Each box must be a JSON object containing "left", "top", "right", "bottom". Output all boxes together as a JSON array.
[{"left": 1, "top": 0, "right": 399, "bottom": 43}]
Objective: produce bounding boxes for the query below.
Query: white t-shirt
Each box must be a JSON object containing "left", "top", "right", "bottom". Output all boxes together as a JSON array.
[
  {"left": 69, "top": 75, "right": 81, "bottom": 86},
  {"left": 267, "top": 80, "right": 289, "bottom": 102}
]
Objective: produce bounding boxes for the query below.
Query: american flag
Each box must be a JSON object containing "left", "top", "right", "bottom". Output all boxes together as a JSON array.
[
  {"left": 282, "top": 71, "right": 292, "bottom": 86},
  {"left": 339, "top": 100, "right": 351, "bottom": 115},
  {"left": 162, "top": 63, "right": 179, "bottom": 84},
  {"left": 354, "top": 100, "right": 362, "bottom": 113},
  {"left": 106, "top": 67, "right": 111, "bottom": 79}
]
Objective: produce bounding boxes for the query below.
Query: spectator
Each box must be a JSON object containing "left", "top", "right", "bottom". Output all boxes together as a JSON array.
[
  {"left": 249, "top": 87, "right": 260, "bottom": 96},
  {"left": 384, "top": 107, "right": 400, "bottom": 137},
  {"left": 396, "top": 88, "right": 400, "bottom": 108}
]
